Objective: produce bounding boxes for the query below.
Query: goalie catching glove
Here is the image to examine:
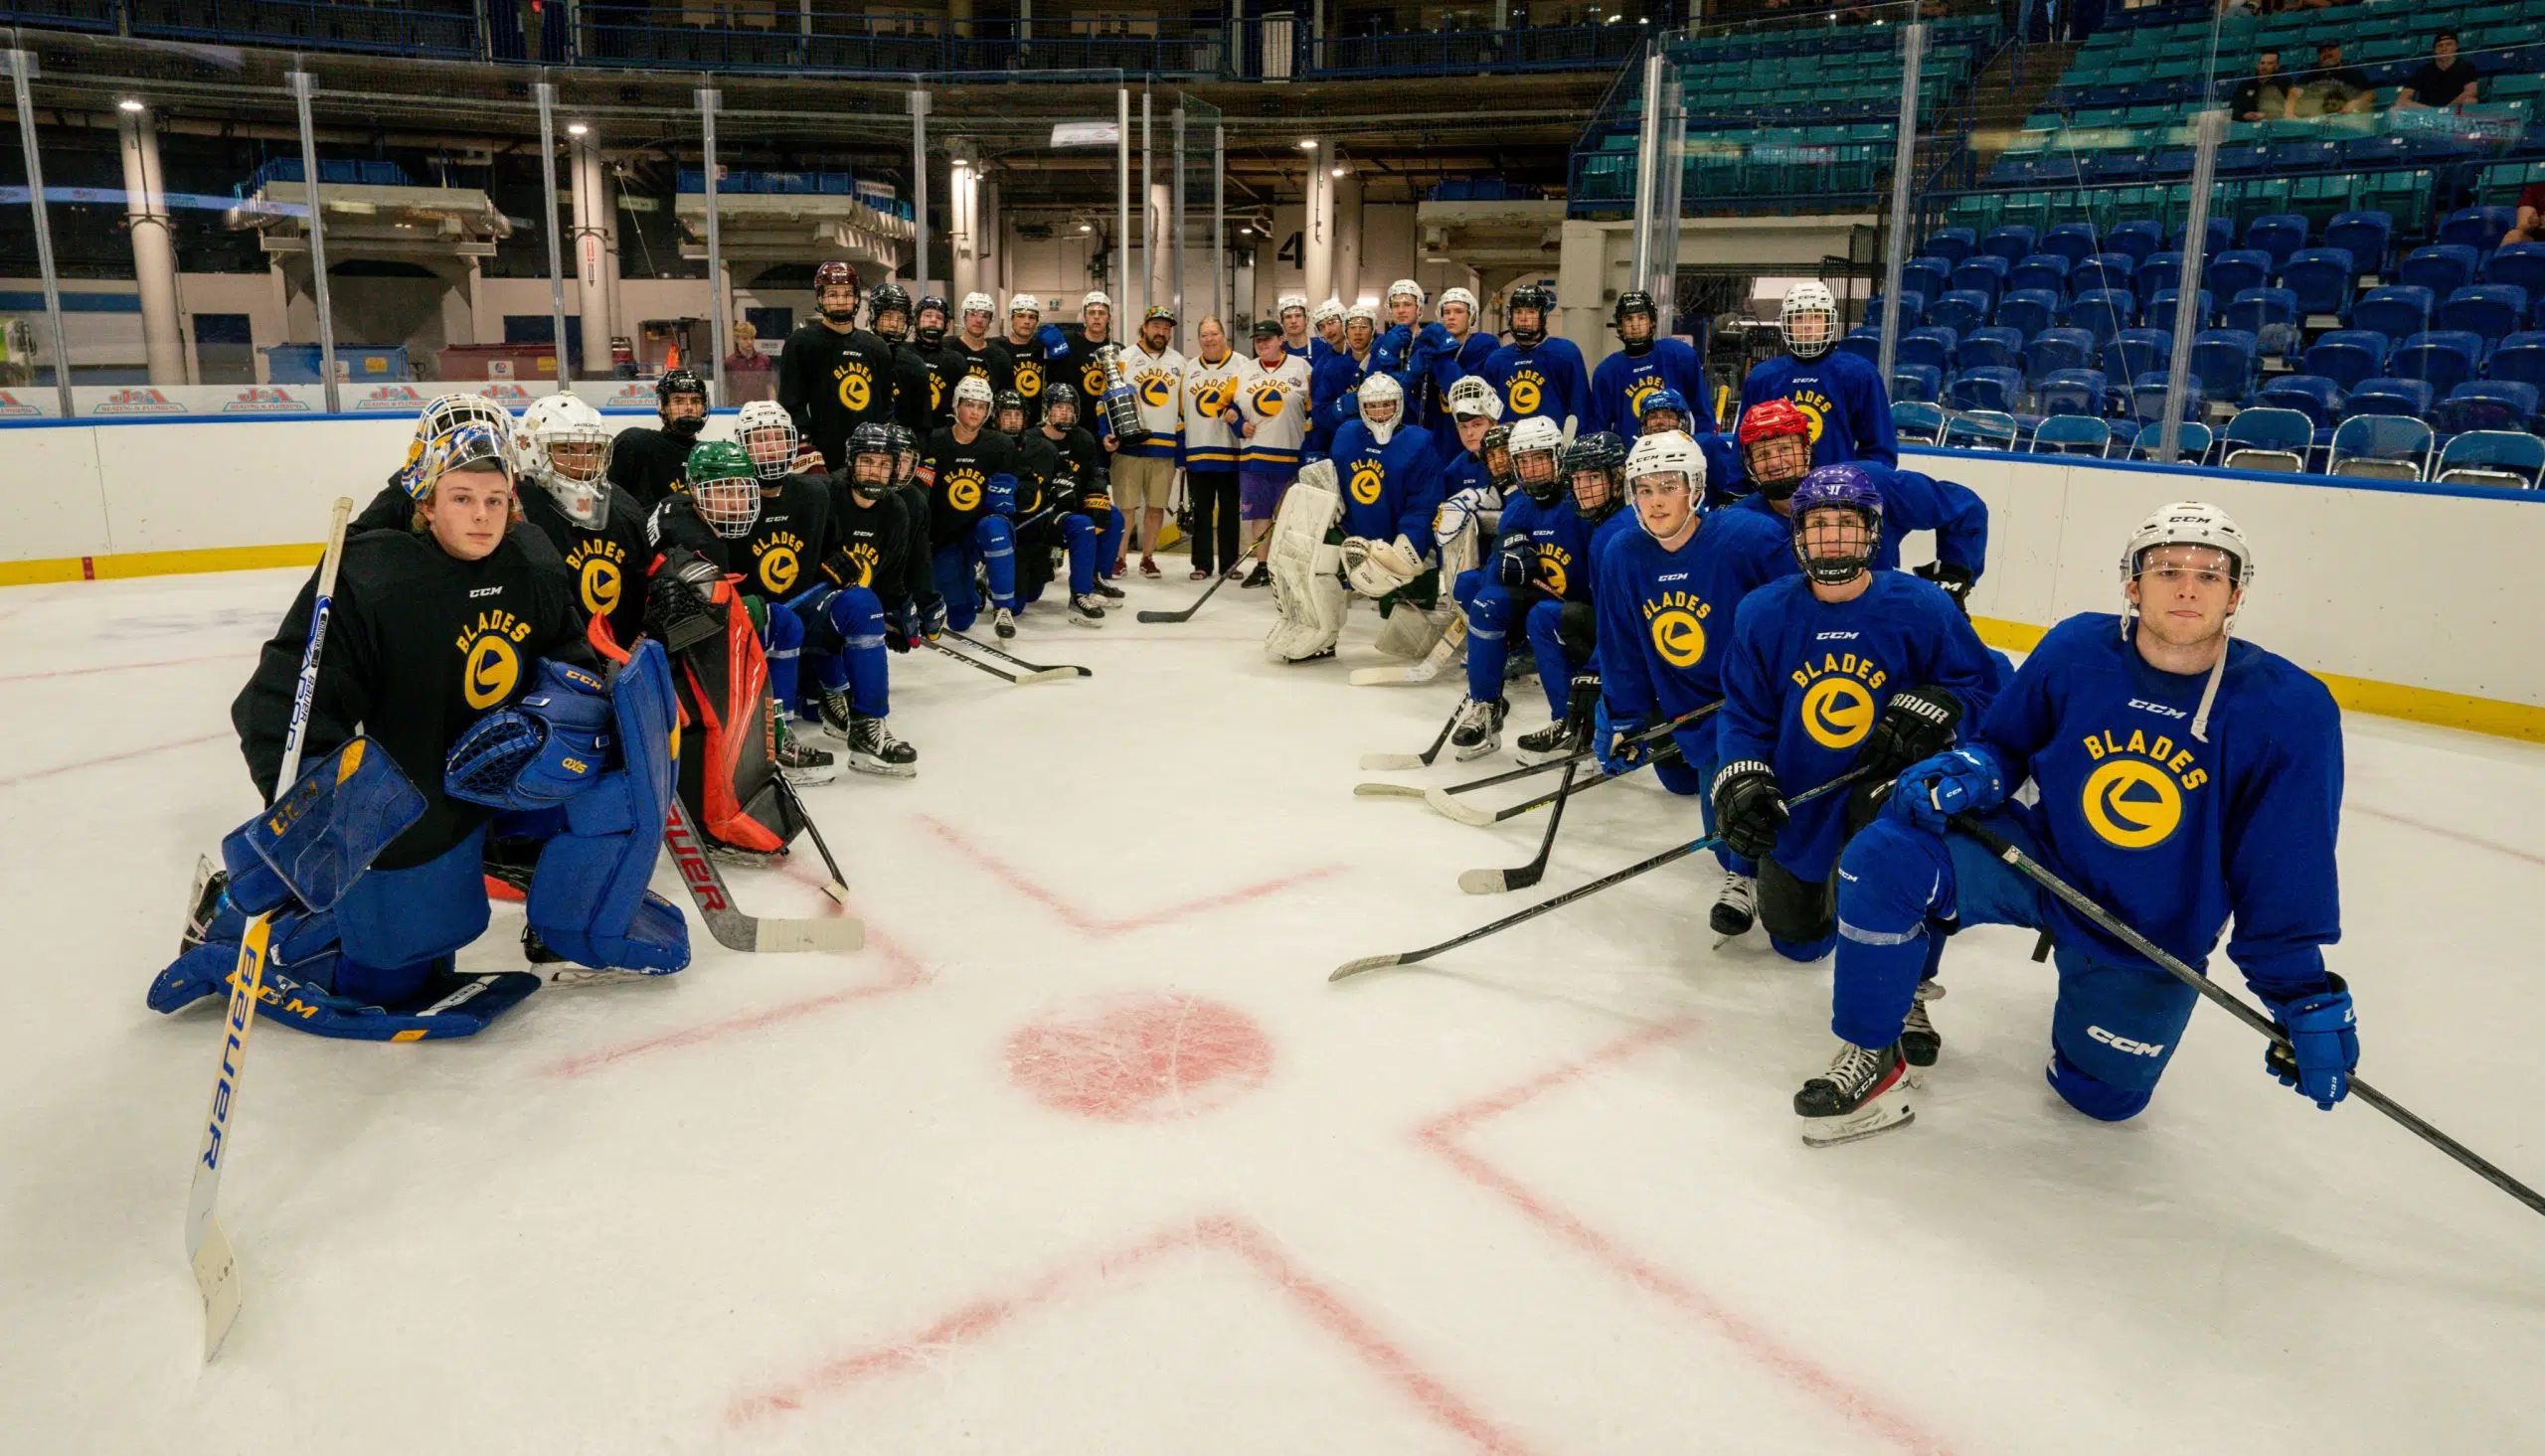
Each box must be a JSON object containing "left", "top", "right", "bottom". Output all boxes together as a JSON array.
[{"left": 1341, "top": 534, "right": 1425, "bottom": 598}]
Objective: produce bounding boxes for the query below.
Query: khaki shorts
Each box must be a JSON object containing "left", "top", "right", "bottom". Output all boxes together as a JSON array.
[{"left": 1111, "top": 453, "right": 1178, "bottom": 513}]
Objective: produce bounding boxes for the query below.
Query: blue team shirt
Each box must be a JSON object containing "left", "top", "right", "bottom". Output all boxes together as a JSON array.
[
  {"left": 1494, "top": 492, "right": 1600, "bottom": 603},
  {"left": 1593, "top": 504, "right": 1797, "bottom": 762},
  {"left": 1590, "top": 339, "right": 1708, "bottom": 439},
  {"left": 1480, "top": 337, "right": 1593, "bottom": 431},
  {"left": 1975, "top": 613, "right": 2343, "bottom": 997},
  {"left": 1329, "top": 420, "right": 1445, "bottom": 557},
  {"left": 1728, "top": 461, "right": 1988, "bottom": 575},
  {"left": 1309, "top": 347, "right": 1373, "bottom": 458},
  {"left": 1719, "top": 571, "right": 2001, "bottom": 881},
  {"left": 1741, "top": 351, "right": 1898, "bottom": 467},
  {"left": 1440, "top": 446, "right": 1496, "bottom": 502}
]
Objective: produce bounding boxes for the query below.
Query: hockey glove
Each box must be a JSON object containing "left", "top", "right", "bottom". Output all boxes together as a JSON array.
[
  {"left": 921, "top": 595, "right": 948, "bottom": 642},
  {"left": 883, "top": 605, "right": 915, "bottom": 654},
  {"left": 1710, "top": 759, "right": 1787, "bottom": 861},
  {"left": 1858, "top": 685, "right": 1963, "bottom": 778},
  {"left": 1374, "top": 324, "right": 1414, "bottom": 374},
  {"left": 1885, "top": 745, "right": 2007, "bottom": 833},
  {"left": 1495, "top": 542, "right": 1534, "bottom": 591},
  {"left": 1037, "top": 322, "right": 1072, "bottom": 362},
  {"left": 1915, "top": 560, "right": 1977, "bottom": 615},
  {"left": 2265, "top": 972, "right": 2358, "bottom": 1110},
  {"left": 1595, "top": 701, "right": 1646, "bottom": 777}
]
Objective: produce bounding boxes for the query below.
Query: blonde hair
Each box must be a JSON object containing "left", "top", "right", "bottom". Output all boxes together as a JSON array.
[
  {"left": 733, "top": 320, "right": 758, "bottom": 344},
  {"left": 411, "top": 461, "right": 524, "bottom": 532}
]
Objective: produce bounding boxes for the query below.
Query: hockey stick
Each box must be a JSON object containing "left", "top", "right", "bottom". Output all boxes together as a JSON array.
[
  {"left": 1952, "top": 815, "right": 2545, "bottom": 1221},
  {"left": 188, "top": 495, "right": 351, "bottom": 1361},
  {"left": 663, "top": 797, "right": 863, "bottom": 953},
  {"left": 1458, "top": 756, "right": 1585, "bottom": 894},
  {"left": 1332, "top": 768, "right": 1868, "bottom": 982},
  {"left": 1135, "top": 524, "right": 1272, "bottom": 623},
  {"left": 1354, "top": 746, "right": 1582, "bottom": 801},
  {"left": 1424, "top": 702, "right": 1721, "bottom": 827},
  {"left": 1349, "top": 614, "right": 1467, "bottom": 687},
  {"left": 773, "top": 776, "right": 852, "bottom": 907},
  {"left": 1359, "top": 704, "right": 1461, "bottom": 773},
  {"left": 950, "top": 630, "right": 1092, "bottom": 678},
  {"left": 924, "top": 636, "right": 1071, "bottom": 685}
]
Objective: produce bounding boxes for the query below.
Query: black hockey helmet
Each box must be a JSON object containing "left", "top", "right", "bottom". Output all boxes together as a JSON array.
[
  {"left": 885, "top": 422, "right": 921, "bottom": 486},
  {"left": 868, "top": 281, "right": 912, "bottom": 338},
  {"left": 847, "top": 421, "right": 897, "bottom": 491},
  {"left": 1564, "top": 430, "right": 1629, "bottom": 521},
  {"left": 1042, "top": 381, "right": 1081, "bottom": 426},
  {"left": 1612, "top": 289, "right": 1658, "bottom": 345},
  {"left": 993, "top": 389, "right": 1028, "bottom": 428},
  {"left": 1479, "top": 422, "right": 1518, "bottom": 493},
  {"left": 657, "top": 366, "right": 708, "bottom": 407},
  {"left": 1509, "top": 282, "right": 1555, "bottom": 345},
  {"left": 915, "top": 294, "right": 949, "bottom": 346}
]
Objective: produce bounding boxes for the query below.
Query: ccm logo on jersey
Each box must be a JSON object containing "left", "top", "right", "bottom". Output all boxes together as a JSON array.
[
  {"left": 2126, "top": 699, "right": 2189, "bottom": 720},
  {"left": 2088, "top": 1025, "right": 2167, "bottom": 1057},
  {"left": 469, "top": 586, "right": 505, "bottom": 599},
  {"left": 1815, "top": 630, "right": 1860, "bottom": 641}
]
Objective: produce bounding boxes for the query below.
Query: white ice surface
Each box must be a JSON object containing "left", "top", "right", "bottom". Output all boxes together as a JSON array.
[{"left": 2, "top": 564, "right": 2541, "bottom": 1456}]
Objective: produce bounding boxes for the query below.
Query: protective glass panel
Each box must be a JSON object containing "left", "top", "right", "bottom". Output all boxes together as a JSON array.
[{"left": 1173, "top": 91, "right": 1226, "bottom": 349}]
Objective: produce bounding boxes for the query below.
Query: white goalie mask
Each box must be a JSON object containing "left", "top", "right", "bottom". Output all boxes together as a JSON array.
[
  {"left": 521, "top": 392, "right": 614, "bottom": 527},
  {"left": 1357, "top": 372, "right": 1406, "bottom": 446},
  {"left": 1445, "top": 375, "right": 1503, "bottom": 423},
  {"left": 735, "top": 399, "right": 801, "bottom": 481}
]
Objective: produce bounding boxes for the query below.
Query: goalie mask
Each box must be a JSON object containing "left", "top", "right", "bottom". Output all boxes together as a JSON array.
[
  {"left": 400, "top": 393, "right": 517, "bottom": 499},
  {"left": 1788, "top": 465, "right": 1884, "bottom": 586},
  {"left": 1507, "top": 415, "right": 1566, "bottom": 504},
  {"left": 521, "top": 393, "right": 613, "bottom": 527},
  {"left": 1780, "top": 280, "right": 1838, "bottom": 362},
  {"left": 1446, "top": 374, "right": 1504, "bottom": 424},
  {"left": 735, "top": 400, "right": 800, "bottom": 482},
  {"left": 682, "top": 440, "right": 761, "bottom": 539},
  {"left": 1357, "top": 373, "right": 1406, "bottom": 446}
]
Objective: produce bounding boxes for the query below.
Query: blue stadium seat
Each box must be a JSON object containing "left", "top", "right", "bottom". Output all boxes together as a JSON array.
[
  {"left": 2322, "top": 211, "right": 2395, "bottom": 278},
  {"left": 1892, "top": 362, "right": 1946, "bottom": 404},
  {"left": 2109, "top": 219, "right": 2166, "bottom": 265},
  {"left": 2482, "top": 243, "right": 2545, "bottom": 299},
  {"left": 2389, "top": 332, "right": 2483, "bottom": 397},
  {"left": 2010, "top": 252, "right": 2073, "bottom": 297},
  {"left": 2282, "top": 247, "right": 2358, "bottom": 318},
  {"left": 2341, "top": 377, "right": 2437, "bottom": 421},
  {"left": 1957, "top": 325, "right": 2023, "bottom": 373},
  {"left": 1943, "top": 409, "right": 2022, "bottom": 451},
  {"left": 1948, "top": 366, "right": 2025, "bottom": 412},
  {"left": 2103, "top": 327, "right": 2171, "bottom": 385},
  {"left": 1952, "top": 254, "right": 2012, "bottom": 304},
  {"left": 2256, "top": 374, "right": 2343, "bottom": 428},
  {"left": 2398, "top": 244, "right": 2480, "bottom": 299},
  {"left": 2073, "top": 252, "right": 2136, "bottom": 297},
  {"left": 1981, "top": 225, "right": 2037, "bottom": 265},
  {"left": 2224, "top": 286, "right": 2302, "bottom": 357},
  {"left": 2433, "top": 380, "right": 2540, "bottom": 435},
  {"left": 2129, "top": 370, "right": 2202, "bottom": 425},
  {"left": 2439, "top": 206, "right": 2518, "bottom": 256},
  {"left": 1893, "top": 399, "right": 1949, "bottom": 444},
  {"left": 2171, "top": 217, "right": 2233, "bottom": 259},
  {"left": 2300, "top": 329, "right": 2392, "bottom": 393},
  {"left": 1835, "top": 329, "right": 1884, "bottom": 366},
  {"left": 1901, "top": 256, "right": 1954, "bottom": 309},
  {"left": 2205, "top": 249, "right": 2274, "bottom": 302},
  {"left": 2040, "top": 222, "right": 2103, "bottom": 266},
  {"left": 2217, "top": 407, "right": 2314, "bottom": 473},
  {"left": 2147, "top": 287, "right": 2213, "bottom": 336},
  {"left": 2442, "top": 285, "right": 2529, "bottom": 346},
  {"left": 1899, "top": 326, "right": 1958, "bottom": 373},
  {"left": 2135, "top": 250, "right": 2183, "bottom": 308},
  {"left": 1997, "top": 288, "right": 2062, "bottom": 341},
  {"left": 2189, "top": 329, "right": 2260, "bottom": 405},
  {"left": 2243, "top": 214, "right": 2310, "bottom": 273},
  {"left": 2067, "top": 288, "right": 2137, "bottom": 351},
  {"left": 2351, "top": 286, "right": 2438, "bottom": 346},
  {"left": 2433, "top": 429, "right": 2545, "bottom": 488},
  {"left": 1923, "top": 228, "right": 1977, "bottom": 266},
  {"left": 2329, "top": 414, "right": 2436, "bottom": 480},
  {"left": 2132, "top": 419, "right": 2213, "bottom": 464},
  {"left": 2036, "top": 368, "right": 2110, "bottom": 418},
  {"left": 2030, "top": 413, "right": 2113, "bottom": 456},
  {"left": 2485, "top": 331, "right": 2545, "bottom": 389},
  {"left": 2024, "top": 327, "right": 2099, "bottom": 387},
  {"left": 1865, "top": 292, "right": 1925, "bottom": 331},
  {"left": 1929, "top": 289, "right": 1993, "bottom": 338}
]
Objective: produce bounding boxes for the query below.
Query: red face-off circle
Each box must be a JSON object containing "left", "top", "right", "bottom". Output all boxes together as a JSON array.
[{"left": 1004, "top": 993, "right": 1272, "bottom": 1123}]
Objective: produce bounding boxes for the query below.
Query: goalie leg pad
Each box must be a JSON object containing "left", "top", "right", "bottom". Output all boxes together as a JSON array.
[
  {"left": 445, "top": 661, "right": 616, "bottom": 813},
  {"left": 673, "top": 586, "right": 801, "bottom": 855},
  {"left": 1264, "top": 463, "right": 1346, "bottom": 662},
  {"left": 222, "top": 736, "right": 428, "bottom": 916},
  {"left": 530, "top": 640, "right": 692, "bottom": 974},
  {"left": 1374, "top": 600, "right": 1451, "bottom": 660}
]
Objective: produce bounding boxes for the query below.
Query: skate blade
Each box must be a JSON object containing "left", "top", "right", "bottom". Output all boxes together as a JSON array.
[
  {"left": 1799, "top": 1100, "right": 1916, "bottom": 1148},
  {"left": 1449, "top": 740, "right": 1501, "bottom": 762},
  {"left": 1068, "top": 617, "right": 1104, "bottom": 629},
  {"left": 780, "top": 768, "right": 840, "bottom": 787},
  {"left": 849, "top": 758, "right": 920, "bottom": 779}
]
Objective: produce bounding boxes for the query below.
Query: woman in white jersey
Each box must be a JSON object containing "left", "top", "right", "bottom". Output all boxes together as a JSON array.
[{"left": 1233, "top": 318, "right": 1315, "bottom": 586}]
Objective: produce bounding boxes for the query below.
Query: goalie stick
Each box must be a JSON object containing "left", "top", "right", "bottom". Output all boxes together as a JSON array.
[
  {"left": 925, "top": 636, "right": 1072, "bottom": 685},
  {"left": 951, "top": 630, "right": 1091, "bottom": 678},
  {"left": 187, "top": 494, "right": 351, "bottom": 1361},
  {"left": 1135, "top": 525, "right": 1272, "bottom": 623},
  {"left": 663, "top": 797, "right": 862, "bottom": 953},
  {"left": 1330, "top": 767, "right": 1868, "bottom": 982}
]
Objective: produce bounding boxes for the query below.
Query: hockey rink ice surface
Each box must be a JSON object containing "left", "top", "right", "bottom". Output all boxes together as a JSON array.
[{"left": 4, "top": 564, "right": 2542, "bottom": 1456}]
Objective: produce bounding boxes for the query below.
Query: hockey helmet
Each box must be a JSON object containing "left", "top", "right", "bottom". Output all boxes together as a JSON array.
[
  {"left": 1507, "top": 282, "right": 1555, "bottom": 345},
  {"left": 521, "top": 393, "right": 614, "bottom": 526},
  {"left": 1780, "top": 280, "right": 1838, "bottom": 361},
  {"left": 846, "top": 421, "right": 898, "bottom": 492},
  {"left": 400, "top": 392, "right": 518, "bottom": 499},
  {"left": 1563, "top": 431, "right": 1628, "bottom": 520},
  {"left": 1737, "top": 399, "right": 1815, "bottom": 499},
  {"left": 1446, "top": 375, "right": 1504, "bottom": 423},
  {"left": 682, "top": 440, "right": 762, "bottom": 539},
  {"left": 735, "top": 400, "right": 801, "bottom": 481},
  {"left": 1612, "top": 289, "right": 1659, "bottom": 346},
  {"left": 1788, "top": 465, "right": 1884, "bottom": 584},
  {"left": 1357, "top": 372, "right": 1405, "bottom": 445},
  {"left": 1507, "top": 415, "right": 1566, "bottom": 500},
  {"left": 1636, "top": 387, "right": 1690, "bottom": 433}
]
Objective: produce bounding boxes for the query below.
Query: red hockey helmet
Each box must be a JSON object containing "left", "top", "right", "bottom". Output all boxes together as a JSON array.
[
  {"left": 813, "top": 259, "right": 862, "bottom": 292},
  {"left": 1738, "top": 398, "right": 1811, "bottom": 446}
]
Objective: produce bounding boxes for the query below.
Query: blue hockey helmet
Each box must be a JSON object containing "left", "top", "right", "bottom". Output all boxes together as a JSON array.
[
  {"left": 1788, "top": 464, "right": 1884, "bottom": 584},
  {"left": 1635, "top": 387, "right": 1690, "bottom": 429}
]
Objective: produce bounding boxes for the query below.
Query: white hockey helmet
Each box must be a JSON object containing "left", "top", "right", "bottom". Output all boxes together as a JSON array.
[
  {"left": 1507, "top": 414, "right": 1564, "bottom": 488},
  {"left": 952, "top": 374, "right": 995, "bottom": 412},
  {"left": 521, "top": 392, "right": 614, "bottom": 526},
  {"left": 1081, "top": 290, "right": 1111, "bottom": 314},
  {"left": 1623, "top": 429, "right": 1703, "bottom": 492},
  {"left": 1357, "top": 371, "right": 1406, "bottom": 445},
  {"left": 735, "top": 399, "right": 801, "bottom": 481},
  {"left": 1277, "top": 292, "right": 1309, "bottom": 317},
  {"left": 1009, "top": 293, "right": 1042, "bottom": 319},
  {"left": 1344, "top": 302, "right": 1379, "bottom": 329},
  {"left": 1311, "top": 297, "right": 1346, "bottom": 328},
  {"left": 2120, "top": 501, "right": 2254, "bottom": 741},
  {"left": 960, "top": 291, "right": 996, "bottom": 319},
  {"left": 1446, "top": 374, "right": 1504, "bottom": 422},
  {"left": 1385, "top": 277, "right": 1425, "bottom": 306},
  {"left": 401, "top": 392, "right": 517, "bottom": 499},
  {"left": 1438, "top": 286, "right": 1478, "bottom": 323},
  {"left": 1780, "top": 280, "right": 1839, "bottom": 361}
]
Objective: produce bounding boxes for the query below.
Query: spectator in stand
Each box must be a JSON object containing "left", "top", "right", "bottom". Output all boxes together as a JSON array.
[
  {"left": 2502, "top": 178, "right": 2545, "bottom": 245},
  {"left": 2397, "top": 31, "right": 2480, "bottom": 109},
  {"left": 724, "top": 320, "right": 774, "bottom": 403},
  {"left": 2231, "top": 51, "right": 2290, "bottom": 121},
  {"left": 2288, "top": 41, "right": 2374, "bottom": 117}
]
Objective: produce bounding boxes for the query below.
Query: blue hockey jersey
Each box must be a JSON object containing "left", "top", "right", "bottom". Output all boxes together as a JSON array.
[
  {"left": 1329, "top": 420, "right": 1445, "bottom": 557},
  {"left": 1740, "top": 351, "right": 1898, "bottom": 467},
  {"left": 1590, "top": 339, "right": 1707, "bottom": 440},
  {"left": 1972, "top": 613, "right": 2343, "bottom": 998},
  {"left": 1310, "top": 347, "right": 1374, "bottom": 458},
  {"left": 1719, "top": 571, "right": 2000, "bottom": 881},
  {"left": 1728, "top": 460, "right": 1987, "bottom": 576},
  {"left": 1593, "top": 504, "right": 1796, "bottom": 760},
  {"left": 1480, "top": 337, "right": 1593, "bottom": 432},
  {"left": 1495, "top": 492, "right": 1599, "bottom": 603}
]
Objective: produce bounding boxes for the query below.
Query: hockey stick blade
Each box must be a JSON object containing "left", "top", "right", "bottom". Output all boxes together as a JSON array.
[
  {"left": 1358, "top": 752, "right": 1429, "bottom": 771},
  {"left": 1424, "top": 785, "right": 1505, "bottom": 827},
  {"left": 925, "top": 638, "right": 1070, "bottom": 685},
  {"left": 950, "top": 632, "right": 1092, "bottom": 678},
  {"left": 1351, "top": 615, "right": 1465, "bottom": 686},
  {"left": 1137, "top": 526, "right": 1272, "bottom": 622},
  {"left": 1329, "top": 952, "right": 1406, "bottom": 981},
  {"left": 1455, "top": 866, "right": 1518, "bottom": 894},
  {"left": 1352, "top": 782, "right": 1429, "bottom": 799},
  {"left": 663, "top": 801, "right": 863, "bottom": 954}
]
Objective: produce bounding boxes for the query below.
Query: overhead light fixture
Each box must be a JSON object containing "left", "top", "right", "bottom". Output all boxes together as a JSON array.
[
  {"left": 117, "top": 97, "right": 145, "bottom": 113},
  {"left": 567, "top": 122, "right": 590, "bottom": 136},
  {"left": 1297, "top": 138, "right": 1318, "bottom": 151},
  {"left": 1331, "top": 165, "right": 1348, "bottom": 178},
  {"left": 1079, "top": 222, "right": 1093, "bottom": 233},
  {"left": 1240, "top": 226, "right": 1255, "bottom": 236}
]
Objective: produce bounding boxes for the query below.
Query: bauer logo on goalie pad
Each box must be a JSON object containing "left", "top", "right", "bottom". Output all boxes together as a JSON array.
[{"left": 1349, "top": 460, "right": 1386, "bottom": 506}]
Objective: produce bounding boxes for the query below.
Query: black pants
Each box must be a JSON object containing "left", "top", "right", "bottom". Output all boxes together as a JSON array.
[{"left": 1187, "top": 469, "right": 1241, "bottom": 573}]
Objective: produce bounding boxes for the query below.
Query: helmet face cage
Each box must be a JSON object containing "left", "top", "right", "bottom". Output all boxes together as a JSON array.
[
  {"left": 1480, "top": 424, "right": 1517, "bottom": 492},
  {"left": 1358, "top": 374, "right": 1404, "bottom": 442},
  {"left": 994, "top": 390, "right": 1027, "bottom": 432},
  {"left": 741, "top": 418, "right": 799, "bottom": 480},
  {"left": 1789, "top": 467, "right": 1885, "bottom": 584},
  {"left": 1043, "top": 384, "right": 1079, "bottom": 428},
  {"left": 525, "top": 398, "right": 613, "bottom": 525},
  {"left": 415, "top": 421, "right": 521, "bottom": 522},
  {"left": 684, "top": 444, "right": 762, "bottom": 539},
  {"left": 1515, "top": 447, "right": 1565, "bottom": 504},
  {"left": 1781, "top": 283, "right": 1837, "bottom": 360},
  {"left": 405, "top": 394, "right": 516, "bottom": 497},
  {"left": 916, "top": 296, "right": 948, "bottom": 343},
  {"left": 1508, "top": 283, "right": 1553, "bottom": 344},
  {"left": 1563, "top": 433, "right": 1627, "bottom": 519},
  {"left": 657, "top": 368, "right": 708, "bottom": 413}
]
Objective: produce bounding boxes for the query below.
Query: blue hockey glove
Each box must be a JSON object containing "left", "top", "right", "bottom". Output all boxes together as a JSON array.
[
  {"left": 986, "top": 471, "right": 1018, "bottom": 518},
  {"left": 1374, "top": 324, "right": 1413, "bottom": 374},
  {"left": 1036, "top": 322, "right": 1072, "bottom": 362},
  {"left": 1495, "top": 544, "right": 1533, "bottom": 591},
  {"left": 921, "top": 596, "right": 947, "bottom": 642},
  {"left": 1595, "top": 701, "right": 1646, "bottom": 777},
  {"left": 2266, "top": 973, "right": 2358, "bottom": 1110},
  {"left": 1884, "top": 745, "right": 2006, "bottom": 832},
  {"left": 1416, "top": 321, "right": 1454, "bottom": 361},
  {"left": 884, "top": 605, "right": 915, "bottom": 653}
]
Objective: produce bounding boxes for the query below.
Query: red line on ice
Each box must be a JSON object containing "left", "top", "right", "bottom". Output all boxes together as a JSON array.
[
  {"left": 1415, "top": 1018, "right": 1960, "bottom": 1456},
  {"left": 2350, "top": 802, "right": 2545, "bottom": 870},
  {"left": 539, "top": 918, "right": 930, "bottom": 1078},
  {"left": 912, "top": 813, "right": 1339, "bottom": 937},
  {"left": 0, "top": 651, "right": 253, "bottom": 685},
  {"left": 0, "top": 730, "right": 229, "bottom": 790},
  {"left": 725, "top": 1212, "right": 1541, "bottom": 1453}
]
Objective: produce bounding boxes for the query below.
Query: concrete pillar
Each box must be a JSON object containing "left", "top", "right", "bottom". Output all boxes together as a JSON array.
[
  {"left": 1302, "top": 141, "right": 1333, "bottom": 307},
  {"left": 1334, "top": 169, "right": 1363, "bottom": 308},
  {"left": 979, "top": 177, "right": 1001, "bottom": 302},
  {"left": 1147, "top": 180, "right": 1172, "bottom": 326},
  {"left": 949, "top": 154, "right": 978, "bottom": 303},
  {"left": 116, "top": 103, "right": 187, "bottom": 387},
  {"left": 570, "top": 135, "right": 616, "bottom": 377}
]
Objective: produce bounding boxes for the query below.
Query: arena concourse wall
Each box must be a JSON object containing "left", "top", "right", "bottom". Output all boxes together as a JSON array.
[{"left": 0, "top": 419, "right": 2534, "bottom": 741}]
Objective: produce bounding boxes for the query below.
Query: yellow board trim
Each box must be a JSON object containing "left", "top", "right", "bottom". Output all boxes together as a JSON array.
[
  {"left": 1969, "top": 614, "right": 2545, "bottom": 745},
  {"left": 0, "top": 542, "right": 323, "bottom": 587}
]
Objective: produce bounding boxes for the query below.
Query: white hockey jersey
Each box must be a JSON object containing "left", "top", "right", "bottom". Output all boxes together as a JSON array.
[
  {"left": 1233, "top": 351, "right": 1314, "bottom": 470},
  {"left": 1116, "top": 341, "right": 1185, "bottom": 462},
  {"left": 1181, "top": 350, "right": 1245, "bottom": 470}
]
